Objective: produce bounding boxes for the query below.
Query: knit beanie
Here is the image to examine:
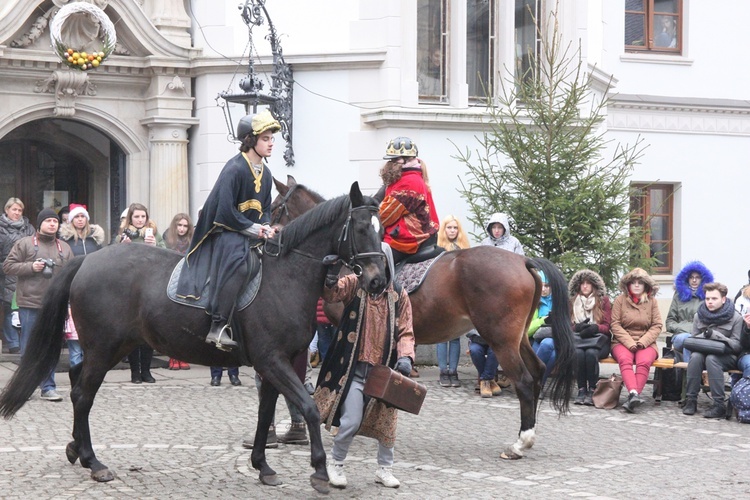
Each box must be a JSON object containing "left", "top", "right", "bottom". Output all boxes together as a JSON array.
[
  {"left": 37, "top": 208, "right": 59, "bottom": 229},
  {"left": 68, "top": 203, "right": 90, "bottom": 221}
]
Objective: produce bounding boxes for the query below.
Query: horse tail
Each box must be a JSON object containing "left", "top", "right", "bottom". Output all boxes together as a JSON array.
[
  {"left": 0, "top": 255, "right": 85, "bottom": 419},
  {"left": 529, "top": 258, "right": 575, "bottom": 416}
]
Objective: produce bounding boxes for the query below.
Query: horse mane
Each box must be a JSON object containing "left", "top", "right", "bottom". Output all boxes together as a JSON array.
[
  {"left": 294, "top": 183, "right": 326, "bottom": 203},
  {"left": 278, "top": 193, "right": 351, "bottom": 256}
]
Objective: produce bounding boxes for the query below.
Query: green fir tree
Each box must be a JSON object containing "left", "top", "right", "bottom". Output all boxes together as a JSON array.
[{"left": 455, "top": 8, "right": 654, "bottom": 292}]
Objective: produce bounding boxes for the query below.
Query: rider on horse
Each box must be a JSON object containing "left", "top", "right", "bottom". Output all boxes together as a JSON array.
[
  {"left": 378, "top": 137, "right": 440, "bottom": 264},
  {"left": 176, "top": 110, "right": 280, "bottom": 350}
]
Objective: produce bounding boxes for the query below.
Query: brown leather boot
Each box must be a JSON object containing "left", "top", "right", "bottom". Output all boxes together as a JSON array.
[
  {"left": 278, "top": 422, "right": 309, "bottom": 445},
  {"left": 480, "top": 380, "right": 493, "bottom": 398},
  {"left": 489, "top": 380, "right": 502, "bottom": 396}
]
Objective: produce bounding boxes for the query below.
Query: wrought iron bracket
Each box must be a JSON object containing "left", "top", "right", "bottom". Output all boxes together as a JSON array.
[{"left": 217, "top": 0, "right": 294, "bottom": 167}]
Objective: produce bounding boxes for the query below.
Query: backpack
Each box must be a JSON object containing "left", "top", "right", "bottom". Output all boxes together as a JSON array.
[
  {"left": 654, "top": 348, "right": 682, "bottom": 401},
  {"left": 729, "top": 376, "right": 750, "bottom": 423}
]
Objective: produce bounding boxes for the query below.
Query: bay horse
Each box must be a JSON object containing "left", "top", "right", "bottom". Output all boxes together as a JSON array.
[
  {"left": 271, "top": 175, "right": 576, "bottom": 460},
  {"left": 0, "top": 183, "right": 386, "bottom": 494}
]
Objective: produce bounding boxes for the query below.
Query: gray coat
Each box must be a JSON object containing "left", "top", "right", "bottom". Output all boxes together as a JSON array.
[{"left": 690, "top": 309, "right": 743, "bottom": 355}]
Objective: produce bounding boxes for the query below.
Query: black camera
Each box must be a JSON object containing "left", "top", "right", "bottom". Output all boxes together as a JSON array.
[
  {"left": 122, "top": 228, "right": 140, "bottom": 240},
  {"left": 37, "top": 258, "right": 56, "bottom": 279}
]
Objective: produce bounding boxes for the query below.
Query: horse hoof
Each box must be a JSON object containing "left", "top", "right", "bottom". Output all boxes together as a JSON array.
[
  {"left": 259, "top": 473, "right": 282, "bottom": 486},
  {"left": 91, "top": 468, "right": 116, "bottom": 482},
  {"left": 500, "top": 450, "right": 523, "bottom": 460},
  {"left": 65, "top": 442, "right": 79, "bottom": 465},
  {"left": 310, "top": 475, "right": 330, "bottom": 494}
]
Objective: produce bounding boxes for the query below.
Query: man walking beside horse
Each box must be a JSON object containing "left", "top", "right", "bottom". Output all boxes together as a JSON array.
[{"left": 315, "top": 244, "right": 415, "bottom": 489}]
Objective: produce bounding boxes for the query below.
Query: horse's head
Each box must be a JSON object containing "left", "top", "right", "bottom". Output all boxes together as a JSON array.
[
  {"left": 271, "top": 175, "right": 322, "bottom": 226},
  {"left": 339, "top": 182, "right": 387, "bottom": 296}
]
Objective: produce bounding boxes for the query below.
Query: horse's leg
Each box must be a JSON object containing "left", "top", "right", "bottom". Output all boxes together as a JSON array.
[
  {"left": 67, "top": 357, "right": 115, "bottom": 481},
  {"left": 519, "top": 336, "right": 545, "bottom": 408},
  {"left": 257, "top": 361, "right": 329, "bottom": 494},
  {"left": 251, "top": 377, "right": 281, "bottom": 485},
  {"left": 488, "top": 335, "right": 539, "bottom": 461}
]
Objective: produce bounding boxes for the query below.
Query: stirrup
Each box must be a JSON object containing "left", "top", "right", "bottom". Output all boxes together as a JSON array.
[{"left": 206, "top": 323, "right": 237, "bottom": 351}]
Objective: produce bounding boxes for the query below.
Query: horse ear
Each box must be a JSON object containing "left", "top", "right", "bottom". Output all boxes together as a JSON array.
[
  {"left": 273, "top": 177, "right": 289, "bottom": 195},
  {"left": 287, "top": 175, "right": 297, "bottom": 187},
  {"left": 372, "top": 184, "right": 385, "bottom": 203},
  {"left": 349, "top": 182, "right": 363, "bottom": 207}
]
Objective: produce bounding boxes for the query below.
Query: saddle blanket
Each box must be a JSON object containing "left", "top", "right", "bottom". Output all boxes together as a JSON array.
[
  {"left": 166, "top": 257, "right": 261, "bottom": 311},
  {"left": 395, "top": 253, "right": 443, "bottom": 294}
]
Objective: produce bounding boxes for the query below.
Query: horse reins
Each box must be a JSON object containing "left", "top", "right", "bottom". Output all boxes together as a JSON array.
[{"left": 264, "top": 204, "right": 385, "bottom": 276}]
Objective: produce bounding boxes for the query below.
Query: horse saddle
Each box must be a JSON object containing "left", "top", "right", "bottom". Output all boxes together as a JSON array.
[
  {"left": 166, "top": 257, "right": 262, "bottom": 311},
  {"left": 394, "top": 250, "right": 445, "bottom": 294}
]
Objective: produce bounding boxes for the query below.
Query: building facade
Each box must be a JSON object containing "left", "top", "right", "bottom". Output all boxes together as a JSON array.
[{"left": 1, "top": 0, "right": 748, "bottom": 294}]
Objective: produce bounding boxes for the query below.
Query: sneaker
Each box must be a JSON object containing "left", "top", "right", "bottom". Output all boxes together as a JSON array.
[
  {"left": 449, "top": 371, "right": 462, "bottom": 388},
  {"left": 583, "top": 389, "right": 594, "bottom": 406},
  {"left": 327, "top": 463, "right": 347, "bottom": 488},
  {"left": 439, "top": 371, "right": 451, "bottom": 388},
  {"left": 304, "top": 382, "right": 315, "bottom": 395},
  {"left": 40, "top": 390, "right": 63, "bottom": 402},
  {"left": 574, "top": 387, "right": 586, "bottom": 405},
  {"left": 375, "top": 466, "right": 400, "bottom": 488}
]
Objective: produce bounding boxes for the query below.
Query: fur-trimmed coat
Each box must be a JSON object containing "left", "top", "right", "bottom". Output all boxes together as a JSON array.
[
  {"left": 666, "top": 261, "right": 714, "bottom": 334},
  {"left": 59, "top": 223, "right": 105, "bottom": 257},
  {"left": 611, "top": 268, "right": 662, "bottom": 351},
  {"left": 568, "top": 269, "right": 612, "bottom": 335}
]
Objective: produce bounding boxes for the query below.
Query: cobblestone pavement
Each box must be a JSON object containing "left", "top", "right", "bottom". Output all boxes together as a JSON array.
[{"left": 0, "top": 361, "right": 748, "bottom": 499}]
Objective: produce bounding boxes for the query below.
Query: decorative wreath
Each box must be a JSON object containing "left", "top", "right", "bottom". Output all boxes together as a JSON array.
[{"left": 50, "top": 2, "right": 116, "bottom": 71}]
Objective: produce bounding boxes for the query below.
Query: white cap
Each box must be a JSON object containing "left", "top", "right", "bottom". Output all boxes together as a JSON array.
[{"left": 121, "top": 208, "right": 128, "bottom": 219}]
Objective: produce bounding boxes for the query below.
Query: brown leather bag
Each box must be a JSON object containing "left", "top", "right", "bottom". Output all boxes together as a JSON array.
[
  {"left": 363, "top": 365, "right": 427, "bottom": 415},
  {"left": 591, "top": 373, "right": 623, "bottom": 409}
]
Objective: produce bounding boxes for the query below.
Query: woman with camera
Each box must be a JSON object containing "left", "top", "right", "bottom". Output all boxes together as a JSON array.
[
  {"left": 118, "top": 203, "right": 164, "bottom": 383},
  {"left": 117, "top": 203, "right": 165, "bottom": 248}
]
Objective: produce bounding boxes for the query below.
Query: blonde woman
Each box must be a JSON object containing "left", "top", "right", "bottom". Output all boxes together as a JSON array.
[{"left": 435, "top": 215, "right": 469, "bottom": 387}]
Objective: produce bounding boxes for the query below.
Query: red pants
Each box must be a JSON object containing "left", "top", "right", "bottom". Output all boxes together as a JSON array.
[{"left": 611, "top": 344, "right": 658, "bottom": 394}]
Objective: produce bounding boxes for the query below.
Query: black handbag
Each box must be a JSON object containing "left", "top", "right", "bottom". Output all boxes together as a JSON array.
[
  {"left": 682, "top": 337, "right": 732, "bottom": 356},
  {"left": 574, "top": 332, "right": 608, "bottom": 350}
]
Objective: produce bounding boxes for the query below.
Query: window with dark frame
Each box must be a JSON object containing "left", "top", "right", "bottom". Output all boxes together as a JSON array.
[
  {"left": 417, "top": 0, "right": 448, "bottom": 103},
  {"left": 467, "top": 0, "right": 495, "bottom": 102},
  {"left": 630, "top": 183, "right": 674, "bottom": 273},
  {"left": 625, "top": 0, "right": 682, "bottom": 53},
  {"left": 515, "top": 0, "right": 541, "bottom": 84}
]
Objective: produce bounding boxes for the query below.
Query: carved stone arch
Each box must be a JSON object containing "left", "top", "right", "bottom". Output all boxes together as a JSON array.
[
  {"left": 0, "top": 101, "right": 147, "bottom": 155},
  {"left": 1, "top": 0, "right": 199, "bottom": 59}
]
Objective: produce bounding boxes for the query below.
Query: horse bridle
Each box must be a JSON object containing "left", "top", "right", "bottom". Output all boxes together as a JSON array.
[
  {"left": 336, "top": 205, "right": 386, "bottom": 276},
  {"left": 269, "top": 184, "right": 299, "bottom": 226},
  {"left": 264, "top": 203, "right": 385, "bottom": 275}
]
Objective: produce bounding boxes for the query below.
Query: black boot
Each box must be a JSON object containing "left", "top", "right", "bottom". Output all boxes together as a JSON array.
[
  {"left": 206, "top": 321, "right": 237, "bottom": 350},
  {"left": 129, "top": 348, "right": 142, "bottom": 384},
  {"left": 682, "top": 396, "right": 697, "bottom": 415},
  {"left": 140, "top": 346, "right": 155, "bottom": 383},
  {"left": 703, "top": 401, "right": 726, "bottom": 419}
]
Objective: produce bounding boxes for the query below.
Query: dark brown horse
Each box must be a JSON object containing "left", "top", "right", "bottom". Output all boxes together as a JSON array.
[
  {"left": 271, "top": 175, "right": 576, "bottom": 460},
  {"left": 0, "top": 183, "right": 386, "bottom": 494}
]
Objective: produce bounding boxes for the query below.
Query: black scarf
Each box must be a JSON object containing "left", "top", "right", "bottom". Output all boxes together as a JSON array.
[{"left": 697, "top": 298, "right": 735, "bottom": 325}]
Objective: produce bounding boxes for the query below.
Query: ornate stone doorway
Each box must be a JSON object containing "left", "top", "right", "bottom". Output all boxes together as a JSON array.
[{"left": 0, "top": 118, "right": 124, "bottom": 240}]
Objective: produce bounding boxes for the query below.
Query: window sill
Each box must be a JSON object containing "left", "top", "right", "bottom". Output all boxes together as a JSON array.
[{"left": 620, "top": 52, "right": 694, "bottom": 66}]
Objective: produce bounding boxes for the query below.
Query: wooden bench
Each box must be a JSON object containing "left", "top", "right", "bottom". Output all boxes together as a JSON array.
[
  {"left": 602, "top": 358, "right": 742, "bottom": 403},
  {"left": 600, "top": 356, "right": 675, "bottom": 404}
]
